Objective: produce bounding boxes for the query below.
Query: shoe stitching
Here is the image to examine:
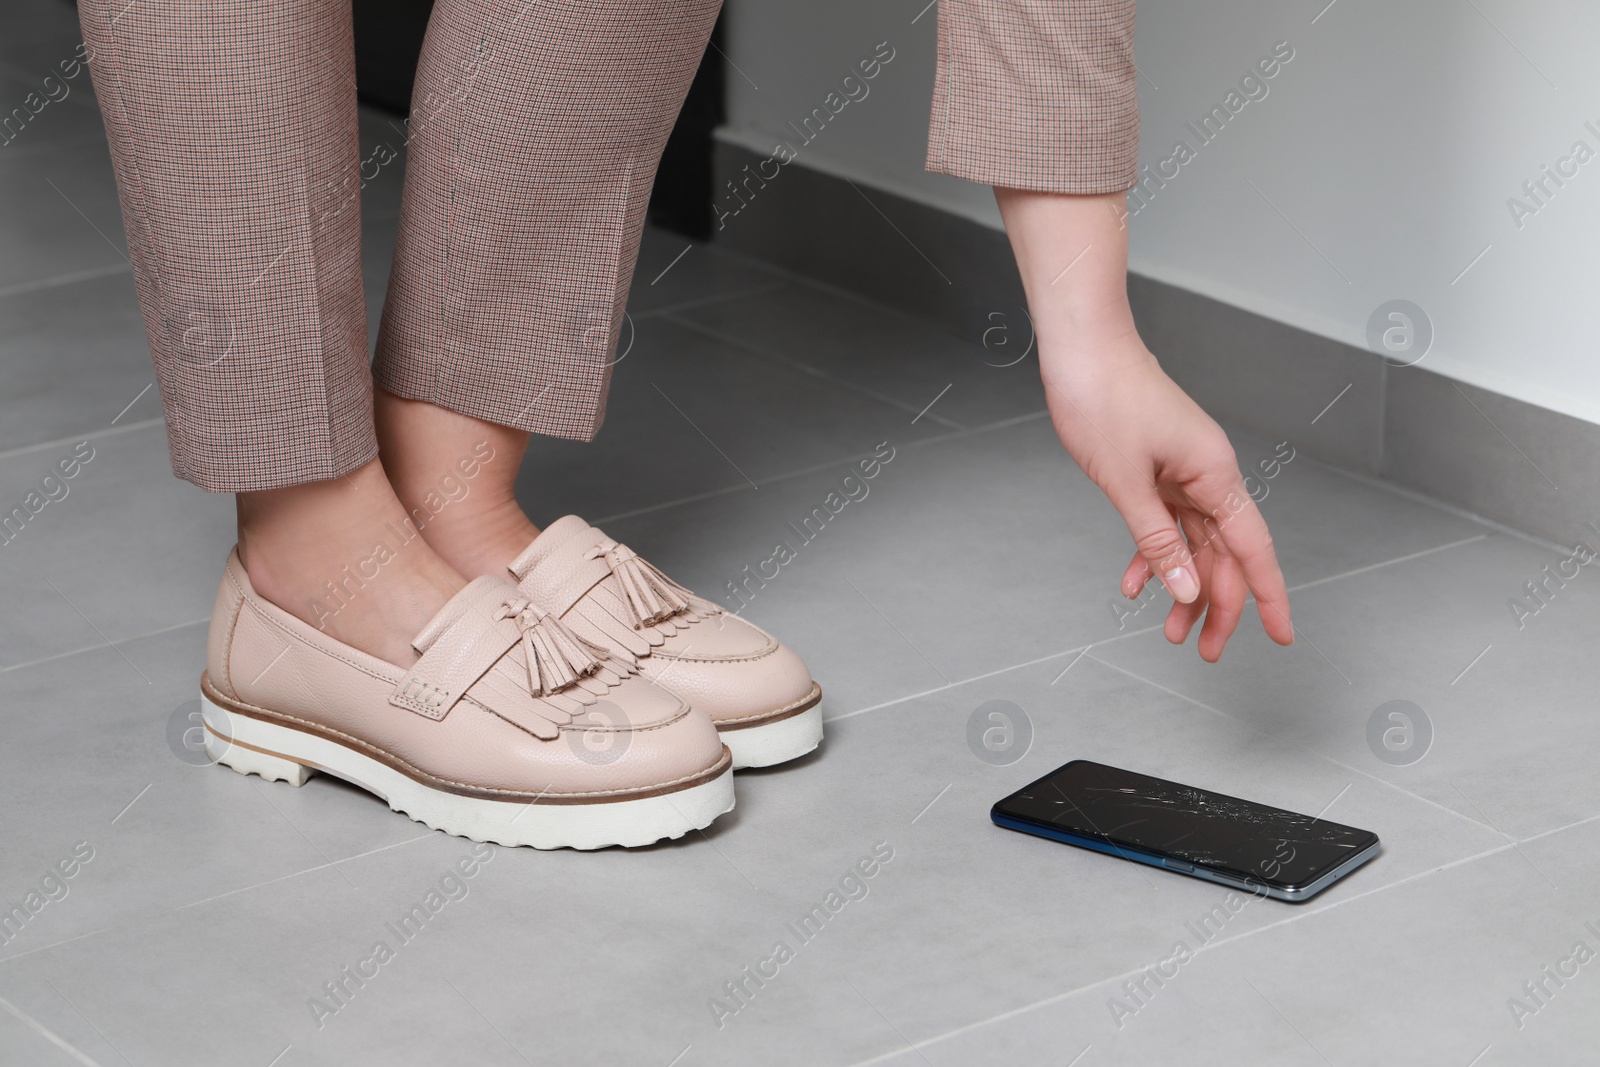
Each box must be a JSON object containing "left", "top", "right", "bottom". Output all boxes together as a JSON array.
[
  {"left": 231, "top": 569, "right": 686, "bottom": 740},
  {"left": 207, "top": 680, "right": 721, "bottom": 800},
  {"left": 707, "top": 683, "right": 822, "bottom": 725},
  {"left": 473, "top": 692, "right": 692, "bottom": 739},
  {"left": 241, "top": 597, "right": 394, "bottom": 684},
  {"left": 613, "top": 601, "right": 777, "bottom": 663},
  {"left": 221, "top": 567, "right": 247, "bottom": 699},
  {"left": 648, "top": 641, "right": 780, "bottom": 665}
]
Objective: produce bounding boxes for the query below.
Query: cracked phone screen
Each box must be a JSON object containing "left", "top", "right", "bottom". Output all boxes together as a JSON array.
[{"left": 996, "top": 761, "right": 1376, "bottom": 886}]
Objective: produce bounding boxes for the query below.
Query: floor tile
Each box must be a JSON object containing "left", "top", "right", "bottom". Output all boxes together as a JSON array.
[
  {"left": 0, "top": 138, "right": 126, "bottom": 290},
  {"left": 0, "top": 626, "right": 433, "bottom": 968},
  {"left": 0, "top": 421, "right": 235, "bottom": 668},
  {"left": 0, "top": 652, "right": 1505, "bottom": 1066},
  {"left": 0, "top": 267, "right": 147, "bottom": 452},
  {"left": 354, "top": 105, "right": 409, "bottom": 224},
  {"left": 629, "top": 227, "right": 789, "bottom": 316},
  {"left": 1091, "top": 530, "right": 1600, "bottom": 842},
  {"left": 0, "top": 856, "right": 515, "bottom": 1067},
  {"left": 592, "top": 417, "right": 1488, "bottom": 717},
  {"left": 514, "top": 314, "right": 946, "bottom": 523},
  {"left": 1223, "top": 427, "right": 1487, "bottom": 584},
  {"left": 659, "top": 652, "right": 1502, "bottom": 1066},
  {"left": 0, "top": 55, "right": 102, "bottom": 157},
  {"left": 670, "top": 279, "right": 1047, "bottom": 430},
  {"left": 895, "top": 816, "right": 1600, "bottom": 1067},
  {"left": 361, "top": 210, "right": 399, "bottom": 351}
]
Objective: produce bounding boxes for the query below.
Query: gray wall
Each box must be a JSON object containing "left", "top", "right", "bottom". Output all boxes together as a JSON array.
[{"left": 719, "top": 0, "right": 1600, "bottom": 426}]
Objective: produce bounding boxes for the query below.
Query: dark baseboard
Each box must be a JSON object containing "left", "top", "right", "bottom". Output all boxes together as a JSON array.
[
  {"left": 709, "top": 140, "right": 1024, "bottom": 347},
  {"left": 351, "top": 0, "right": 433, "bottom": 115},
  {"left": 709, "top": 139, "right": 1598, "bottom": 547},
  {"left": 647, "top": 20, "right": 727, "bottom": 241}
]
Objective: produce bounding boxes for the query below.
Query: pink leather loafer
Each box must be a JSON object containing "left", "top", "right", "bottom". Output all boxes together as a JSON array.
[
  {"left": 509, "top": 516, "right": 822, "bottom": 769},
  {"left": 200, "top": 550, "right": 733, "bottom": 849}
]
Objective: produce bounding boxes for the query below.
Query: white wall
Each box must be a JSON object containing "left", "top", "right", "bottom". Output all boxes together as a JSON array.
[{"left": 719, "top": 0, "right": 1600, "bottom": 425}]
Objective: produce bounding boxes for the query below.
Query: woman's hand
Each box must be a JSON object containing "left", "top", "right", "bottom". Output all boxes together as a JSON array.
[
  {"left": 994, "top": 185, "right": 1293, "bottom": 661},
  {"left": 1040, "top": 329, "right": 1294, "bottom": 661}
]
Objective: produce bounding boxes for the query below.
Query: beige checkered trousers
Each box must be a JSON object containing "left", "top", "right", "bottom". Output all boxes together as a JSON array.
[
  {"left": 80, "top": 0, "right": 1138, "bottom": 492},
  {"left": 927, "top": 0, "right": 1138, "bottom": 192}
]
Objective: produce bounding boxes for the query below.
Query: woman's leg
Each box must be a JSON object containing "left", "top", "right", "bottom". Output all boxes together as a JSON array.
[
  {"left": 369, "top": 1, "right": 821, "bottom": 773},
  {"left": 374, "top": 389, "right": 537, "bottom": 579},
  {"left": 79, "top": 0, "right": 462, "bottom": 663},
  {"left": 233, "top": 459, "right": 464, "bottom": 666},
  {"left": 79, "top": 0, "right": 374, "bottom": 489},
  {"left": 79, "top": 1, "right": 738, "bottom": 843},
  {"left": 372, "top": 0, "right": 723, "bottom": 576}
]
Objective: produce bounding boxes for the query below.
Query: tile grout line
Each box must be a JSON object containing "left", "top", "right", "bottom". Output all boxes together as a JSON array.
[
  {"left": 0, "top": 131, "right": 107, "bottom": 164},
  {"left": 0, "top": 833, "right": 436, "bottom": 968},
  {"left": 628, "top": 280, "right": 789, "bottom": 322},
  {"left": 2, "top": 411, "right": 1056, "bottom": 685},
  {"left": 1082, "top": 651, "right": 1502, "bottom": 838},
  {"left": 2, "top": 457, "right": 1488, "bottom": 728},
  {"left": 1298, "top": 450, "right": 1572, "bottom": 554},
  {"left": 592, "top": 409, "right": 1049, "bottom": 526},
  {"left": 660, "top": 312, "right": 969, "bottom": 432},
  {"left": 824, "top": 624, "right": 1167, "bottom": 724},
  {"left": 0, "top": 990, "right": 107, "bottom": 1067},
  {"left": 838, "top": 837, "right": 1524, "bottom": 1067},
  {"left": 828, "top": 531, "right": 1492, "bottom": 724},
  {"left": 0, "top": 416, "right": 164, "bottom": 466},
  {"left": 1517, "top": 808, "right": 1600, "bottom": 846},
  {"left": 0, "top": 261, "right": 132, "bottom": 302},
  {"left": 694, "top": 225, "right": 979, "bottom": 335},
  {"left": 0, "top": 616, "right": 210, "bottom": 677},
  {"left": 1284, "top": 534, "right": 1488, "bottom": 593}
]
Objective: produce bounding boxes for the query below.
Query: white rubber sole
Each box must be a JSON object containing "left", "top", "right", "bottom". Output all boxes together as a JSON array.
[
  {"left": 200, "top": 694, "right": 734, "bottom": 850},
  {"left": 723, "top": 704, "right": 823, "bottom": 769}
]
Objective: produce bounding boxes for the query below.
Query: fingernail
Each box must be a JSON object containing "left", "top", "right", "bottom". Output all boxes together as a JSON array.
[{"left": 1163, "top": 566, "right": 1200, "bottom": 604}]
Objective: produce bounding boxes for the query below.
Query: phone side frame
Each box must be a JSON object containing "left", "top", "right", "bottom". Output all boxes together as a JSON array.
[{"left": 990, "top": 811, "right": 1382, "bottom": 903}]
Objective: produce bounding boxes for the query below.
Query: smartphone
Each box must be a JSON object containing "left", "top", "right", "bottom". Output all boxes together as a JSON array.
[{"left": 991, "top": 760, "right": 1380, "bottom": 902}]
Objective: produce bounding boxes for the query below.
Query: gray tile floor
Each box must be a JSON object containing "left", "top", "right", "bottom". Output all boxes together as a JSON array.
[{"left": 5, "top": 4, "right": 1600, "bottom": 1064}]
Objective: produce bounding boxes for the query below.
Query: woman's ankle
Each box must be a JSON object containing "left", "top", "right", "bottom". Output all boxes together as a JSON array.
[
  {"left": 235, "top": 458, "right": 464, "bottom": 665},
  {"left": 374, "top": 388, "right": 541, "bottom": 580},
  {"left": 415, "top": 495, "right": 541, "bottom": 580}
]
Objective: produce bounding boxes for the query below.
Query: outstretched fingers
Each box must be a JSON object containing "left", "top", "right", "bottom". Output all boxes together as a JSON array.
[
  {"left": 1108, "top": 471, "right": 1292, "bottom": 655},
  {"left": 1206, "top": 482, "right": 1294, "bottom": 646},
  {"left": 1109, "top": 483, "right": 1203, "bottom": 606},
  {"left": 1120, "top": 553, "right": 1152, "bottom": 598}
]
